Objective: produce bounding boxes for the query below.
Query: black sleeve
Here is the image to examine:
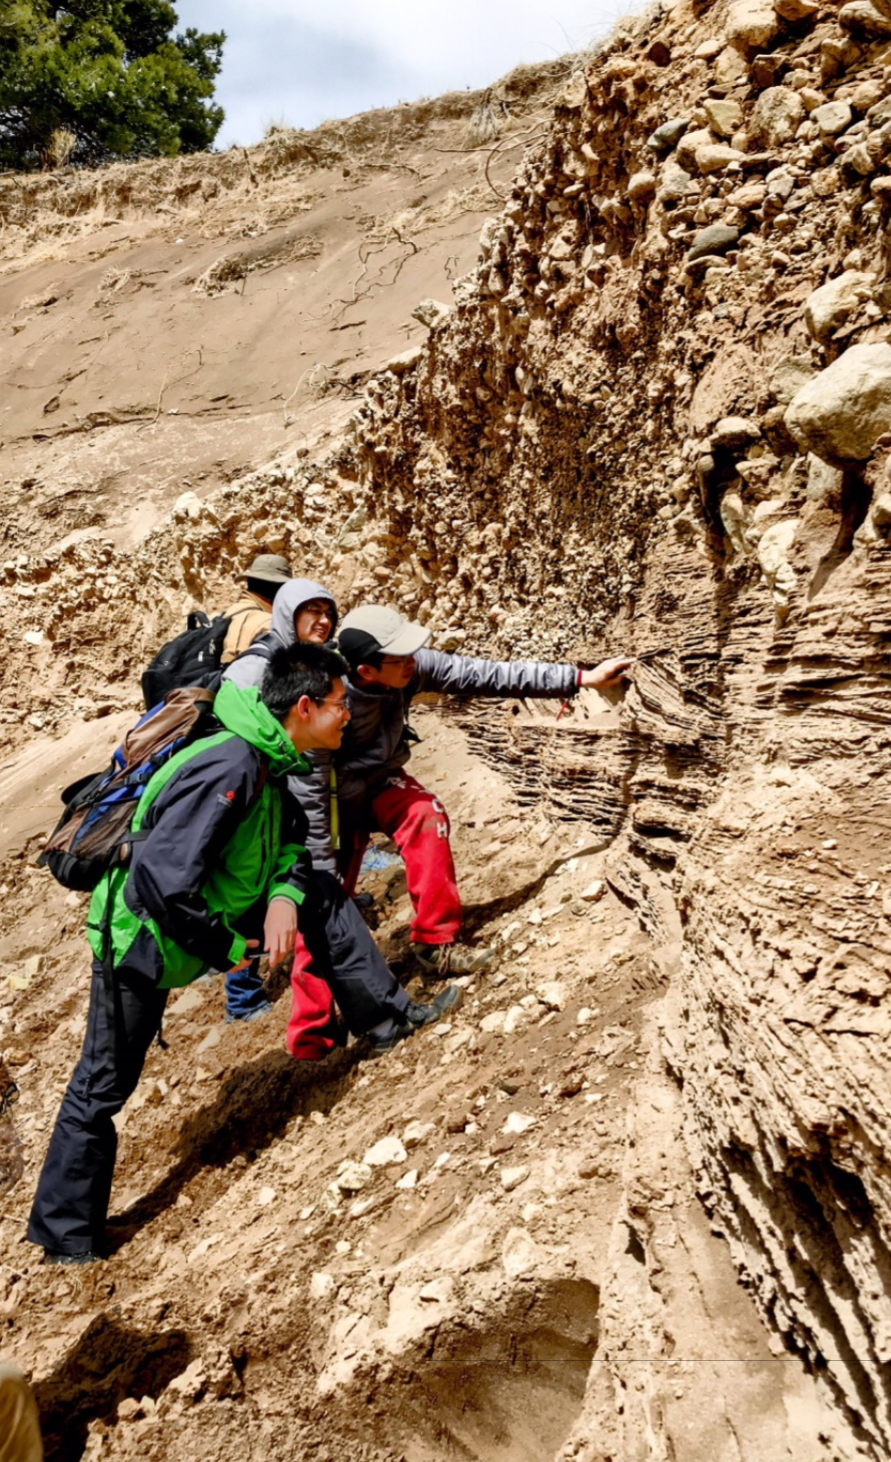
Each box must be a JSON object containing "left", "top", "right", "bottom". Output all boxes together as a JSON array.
[{"left": 127, "top": 740, "right": 262, "bottom": 970}]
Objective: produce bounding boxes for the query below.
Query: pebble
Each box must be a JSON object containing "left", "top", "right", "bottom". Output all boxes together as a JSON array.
[
  {"left": 336, "top": 1161, "right": 373, "bottom": 1194},
  {"left": 688, "top": 224, "right": 740, "bottom": 263},
  {"left": 402, "top": 1120, "right": 435, "bottom": 1148},
  {"left": 364, "top": 1135, "right": 407, "bottom": 1167},
  {"left": 503, "top": 1112, "right": 537, "bottom": 1135}
]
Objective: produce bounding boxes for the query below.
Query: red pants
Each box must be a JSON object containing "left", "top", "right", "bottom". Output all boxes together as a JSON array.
[
  {"left": 288, "top": 939, "right": 338, "bottom": 1061},
  {"left": 341, "top": 773, "right": 462, "bottom": 946},
  {"left": 287, "top": 775, "right": 462, "bottom": 1060}
]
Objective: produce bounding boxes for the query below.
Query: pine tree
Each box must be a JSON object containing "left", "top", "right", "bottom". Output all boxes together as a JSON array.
[{"left": 0, "top": 0, "right": 225, "bottom": 170}]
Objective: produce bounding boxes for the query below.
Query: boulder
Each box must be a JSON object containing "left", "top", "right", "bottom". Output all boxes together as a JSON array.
[
  {"left": 804, "top": 271, "right": 874, "bottom": 342},
  {"left": 839, "top": 0, "right": 891, "bottom": 36},
  {"left": 749, "top": 87, "right": 807, "bottom": 147},
  {"left": 785, "top": 343, "right": 891, "bottom": 462},
  {"left": 688, "top": 224, "right": 740, "bottom": 262},
  {"left": 812, "top": 100, "right": 854, "bottom": 135},
  {"left": 726, "top": 0, "right": 780, "bottom": 51}
]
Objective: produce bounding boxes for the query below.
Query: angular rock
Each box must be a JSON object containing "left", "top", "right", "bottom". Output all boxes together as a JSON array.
[
  {"left": 769, "top": 356, "right": 817, "bottom": 404},
  {"left": 726, "top": 0, "right": 780, "bottom": 51},
  {"left": 757, "top": 519, "right": 800, "bottom": 609},
  {"left": 536, "top": 980, "right": 568, "bottom": 1011},
  {"left": 839, "top": 0, "right": 891, "bottom": 36},
  {"left": 411, "top": 298, "right": 451, "bottom": 331},
  {"left": 806, "top": 454, "right": 844, "bottom": 502},
  {"left": 364, "top": 1135, "right": 408, "bottom": 1167},
  {"left": 715, "top": 46, "right": 750, "bottom": 88},
  {"left": 657, "top": 161, "right": 696, "bottom": 206},
  {"left": 774, "top": 0, "right": 819, "bottom": 17},
  {"left": 872, "top": 491, "right": 891, "bottom": 526},
  {"left": 751, "top": 53, "right": 788, "bottom": 91},
  {"left": 336, "top": 1162, "right": 373, "bottom": 1194},
  {"left": 812, "top": 100, "right": 854, "bottom": 136},
  {"left": 711, "top": 416, "right": 761, "bottom": 449},
  {"left": 785, "top": 343, "right": 891, "bottom": 462},
  {"left": 749, "top": 87, "right": 807, "bottom": 147},
  {"left": 804, "top": 271, "right": 874, "bottom": 342},
  {"left": 704, "top": 98, "right": 744, "bottom": 137},
  {"left": 501, "top": 1226, "right": 540, "bottom": 1277},
  {"left": 647, "top": 117, "right": 690, "bottom": 151},
  {"left": 677, "top": 127, "right": 714, "bottom": 170},
  {"left": 727, "top": 180, "right": 767, "bottom": 209},
  {"left": 402, "top": 1120, "right": 435, "bottom": 1149},
  {"left": 688, "top": 224, "right": 740, "bottom": 262},
  {"left": 386, "top": 345, "right": 424, "bottom": 376}
]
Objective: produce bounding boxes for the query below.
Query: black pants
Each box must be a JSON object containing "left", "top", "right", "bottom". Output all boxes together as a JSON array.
[
  {"left": 300, "top": 871, "right": 409, "bottom": 1034},
  {"left": 27, "top": 960, "right": 167, "bottom": 1257}
]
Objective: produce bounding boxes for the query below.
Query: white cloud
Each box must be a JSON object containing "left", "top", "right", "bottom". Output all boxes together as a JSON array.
[{"left": 174, "top": 0, "right": 630, "bottom": 146}]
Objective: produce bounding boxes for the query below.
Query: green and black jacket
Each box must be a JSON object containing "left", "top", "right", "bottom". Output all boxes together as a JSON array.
[{"left": 87, "top": 681, "right": 311, "bottom": 989}]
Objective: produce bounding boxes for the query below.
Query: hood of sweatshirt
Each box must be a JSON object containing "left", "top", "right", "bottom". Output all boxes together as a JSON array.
[
  {"left": 269, "top": 579, "right": 338, "bottom": 647},
  {"left": 214, "top": 679, "right": 309, "bottom": 778}
]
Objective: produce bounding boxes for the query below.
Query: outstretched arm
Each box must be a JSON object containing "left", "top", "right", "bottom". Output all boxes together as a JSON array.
[{"left": 412, "top": 648, "right": 632, "bottom": 699}]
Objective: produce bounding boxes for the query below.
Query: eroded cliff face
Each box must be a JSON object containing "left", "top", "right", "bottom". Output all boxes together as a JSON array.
[
  {"left": 4, "top": 0, "right": 891, "bottom": 1456},
  {"left": 321, "top": 0, "right": 891, "bottom": 1452}
]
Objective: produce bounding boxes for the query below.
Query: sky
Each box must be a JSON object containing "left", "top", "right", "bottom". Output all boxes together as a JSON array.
[{"left": 174, "top": 1, "right": 632, "bottom": 148}]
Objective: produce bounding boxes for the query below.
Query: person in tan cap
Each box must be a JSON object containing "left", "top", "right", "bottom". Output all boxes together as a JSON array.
[{"left": 220, "top": 554, "right": 293, "bottom": 666}]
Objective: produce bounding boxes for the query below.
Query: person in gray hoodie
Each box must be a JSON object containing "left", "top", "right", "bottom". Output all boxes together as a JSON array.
[{"left": 222, "top": 579, "right": 447, "bottom": 1056}]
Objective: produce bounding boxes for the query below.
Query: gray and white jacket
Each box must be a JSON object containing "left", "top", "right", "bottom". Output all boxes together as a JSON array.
[{"left": 222, "top": 577, "right": 339, "bottom": 874}]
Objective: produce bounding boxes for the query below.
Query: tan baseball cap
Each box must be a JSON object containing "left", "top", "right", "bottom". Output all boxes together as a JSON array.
[{"left": 338, "top": 605, "right": 431, "bottom": 665}]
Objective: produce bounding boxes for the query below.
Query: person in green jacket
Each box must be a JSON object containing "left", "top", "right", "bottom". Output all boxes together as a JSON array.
[{"left": 27, "top": 643, "right": 353, "bottom": 1263}]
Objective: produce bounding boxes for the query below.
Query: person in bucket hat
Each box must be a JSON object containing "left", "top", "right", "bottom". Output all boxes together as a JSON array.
[{"left": 220, "top": 553, "right": 293, "bottom": 667}]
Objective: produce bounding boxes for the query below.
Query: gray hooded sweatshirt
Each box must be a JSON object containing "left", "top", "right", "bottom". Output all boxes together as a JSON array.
[{"left": 222, "top": 577, "right": 340, "bottom": 873}]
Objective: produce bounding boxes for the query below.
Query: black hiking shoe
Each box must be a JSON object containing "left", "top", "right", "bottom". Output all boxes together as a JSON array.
[
  {"left": 43, "top": 1249, "right": 104, "bottom": 1266},
  {"left": 368, "top": 984, "right": 463, "bottom": 1056},
  {"left": 411, "top": 941, "right": 494, "bottom": 977}
]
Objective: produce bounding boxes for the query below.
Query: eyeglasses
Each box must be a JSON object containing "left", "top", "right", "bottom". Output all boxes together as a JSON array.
[
  {"left": 302, "top": 602, "right": 333, "bottom": 618},
  {"left": 313, "top": 697, "right": 350, "bottom": 718}
]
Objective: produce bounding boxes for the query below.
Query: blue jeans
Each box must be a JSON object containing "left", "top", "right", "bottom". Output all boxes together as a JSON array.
[{"left": 225, "top": 959, "right": 270, "bottom": 1019}]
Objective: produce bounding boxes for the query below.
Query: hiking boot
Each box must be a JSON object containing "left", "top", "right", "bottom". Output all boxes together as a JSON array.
[
  {"left": 411, "top": 941, "right": 494, "bottom": 977},
  {"left": 44, "top": 1249, "right": 104, "bottom": 1266},
  {"left": 225, "top": 1001, "right": 272, "bottom": 1025},
  {"left": 368, "top": 984, "right": 463, "bottom": 1056}
]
